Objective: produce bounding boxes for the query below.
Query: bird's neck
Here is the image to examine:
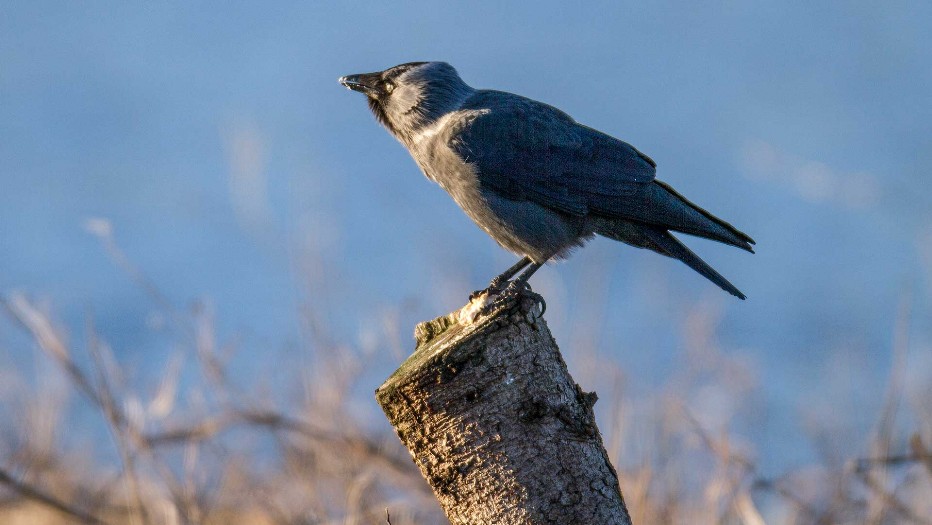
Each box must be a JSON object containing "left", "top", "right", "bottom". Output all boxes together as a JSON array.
[{"left": 397, "top": 85, "right": 474, "bottom": 147}]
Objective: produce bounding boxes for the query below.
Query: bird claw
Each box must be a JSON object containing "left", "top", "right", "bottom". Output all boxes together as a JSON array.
[
  {"left": 478, "top": 280, "right": 547, "bottom": 317},
  {"left": 468, "top": 276, "right": 510, "bottom": 302}
]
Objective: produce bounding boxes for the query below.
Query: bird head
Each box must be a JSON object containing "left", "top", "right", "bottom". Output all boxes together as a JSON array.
[{"left": 339, "top": 62, "right": 472, "bottom": 142}]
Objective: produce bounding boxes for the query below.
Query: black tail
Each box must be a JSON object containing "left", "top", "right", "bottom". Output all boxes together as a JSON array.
[
  {"left": 654, "top": 180, "right": 754, "bottom": 253},
  {"left": 593, "top": 216, "right": 748, "bottom": 299},
  {"left": 639, "top": 226, "right": 746, "bottom": 299},
  {"left": 591, "top": 180, "right": 754, "bottom": 252},
  {"left": 650, "top": 181, "right": 755, "bottom": 253}
]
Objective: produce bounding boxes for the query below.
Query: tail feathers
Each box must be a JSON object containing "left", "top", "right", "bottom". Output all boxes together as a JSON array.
[
  {"left": 639, "top": 226, "right": 747, "bottom": 300},
  {"left": 652, "top": 181, "right": 755, "bottom": 253}
]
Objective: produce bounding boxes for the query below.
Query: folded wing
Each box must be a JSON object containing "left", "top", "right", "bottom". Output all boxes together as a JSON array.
[
  {"left": 448, "top": 91, "right": 753, "bottom": 252},
  {"left": 449, "top": 91, "right": 656, "bottom": 218}
]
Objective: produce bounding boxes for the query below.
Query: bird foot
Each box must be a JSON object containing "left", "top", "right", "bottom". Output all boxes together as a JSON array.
[
  {"left": 468, "top": 276, "right": 510, "bottom": 302},
  {"left": 478, "top": 280, "right": 546, "bottom": 318}
]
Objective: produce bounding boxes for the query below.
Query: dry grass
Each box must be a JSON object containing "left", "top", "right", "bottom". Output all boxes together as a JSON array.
[
  {"left": 0, "top": 238, "right": 930, "bottom": 524},
  {"left": 0, "top": 289, "right": 443, "bottom": 525}
]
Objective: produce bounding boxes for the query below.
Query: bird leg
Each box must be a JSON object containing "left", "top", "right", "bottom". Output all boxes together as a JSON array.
[
  {"left": 469, "top": 256, "right": 532, "bottom": 300},
  {"left": 479, "top": 261, "right": 546, "bottom": 316}
]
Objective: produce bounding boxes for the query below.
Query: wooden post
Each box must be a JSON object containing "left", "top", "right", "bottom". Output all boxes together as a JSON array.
[{"left": 376, "top": 293, "right": 633, "bottom": 524}]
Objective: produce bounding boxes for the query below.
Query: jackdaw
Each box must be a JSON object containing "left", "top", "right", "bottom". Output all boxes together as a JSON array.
[{"left": 339, "top": 61, "right": 754, "bottom": 304}]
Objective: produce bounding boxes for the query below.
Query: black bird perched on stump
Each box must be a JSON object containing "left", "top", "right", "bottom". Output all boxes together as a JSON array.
[{"left": 340, "top": 61, "right": 754, "bottom": 305}]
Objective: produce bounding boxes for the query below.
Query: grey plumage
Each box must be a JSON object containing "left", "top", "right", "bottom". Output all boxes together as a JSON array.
[{"left": 340, "top": 62, "right": 754, "bottom": 299}]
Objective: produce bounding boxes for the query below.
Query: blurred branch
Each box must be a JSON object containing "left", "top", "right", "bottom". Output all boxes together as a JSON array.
[
  {"left": 0, "top": 466, "right": 107, "bottom": 525},
  {"left": 854, "top": 467, "right": 932, "bottom": 525},
  {"left": 750, "top": 476, "right": 824, "bottom": 523},
  {"left": 2, "top": 294, "right": 106, "bottom": 410},
  {"left": 854, "top": 452, "right": 932, "bottom": 473},
  {"left": 84, "top": 218, "right": 176, "bottom": 318},
  {"left": 864, "top": 292, "right": 912, "bottom": 524},
  {"left": 910, "top": 434, "right": 932, "bottom": 477},
  {"left": 679, "top": 404, "right": 763, "bottom": 523},
  {"left": 85, "top": 313, "right": 151, "bottom": 525},
  {"left": 142, "top": 408, "right": 416, "bottom": 478}
]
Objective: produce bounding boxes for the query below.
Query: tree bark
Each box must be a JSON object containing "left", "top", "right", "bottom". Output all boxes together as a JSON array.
[{"left": 376, "top": 294, "right": 633, "bottom": 525}]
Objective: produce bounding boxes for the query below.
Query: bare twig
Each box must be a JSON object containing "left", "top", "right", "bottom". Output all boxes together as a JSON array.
[
  {"left": 910, "top": 433, "right": 932, "bottom": 478},
  {"left": 0, "top": 466, "right": 107, "bottom": 525},
  {"left": 2, "top": 295, "right": 105, "bottom": 410},
  {"left": 84, "top": 219, "right": 177, "bottom": 321},
  {"left": 85, "top": 313, "right": 152, "bottom": 525},
  {"left": 854, "top": 452, "right": 932, "bottom": 473},
  {"left": 855, "top": 468, "right": 932, "bottom": 525}
]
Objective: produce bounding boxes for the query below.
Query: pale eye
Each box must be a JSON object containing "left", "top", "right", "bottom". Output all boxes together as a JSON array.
[{"left": 384, "top": 82, "right": 395, "bottom": 94}]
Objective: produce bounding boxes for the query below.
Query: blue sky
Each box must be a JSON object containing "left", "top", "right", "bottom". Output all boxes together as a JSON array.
[{"left": 2, "top": 2, "right": 931, "bottom": 475}]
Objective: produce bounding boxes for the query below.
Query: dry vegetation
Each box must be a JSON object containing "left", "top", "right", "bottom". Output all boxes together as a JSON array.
[{"left": 1, "top": 240, "right": 930, "bottom": 524}]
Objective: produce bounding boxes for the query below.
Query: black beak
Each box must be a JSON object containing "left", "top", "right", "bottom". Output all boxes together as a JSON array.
[{"left": 339, "top": 72, "right": 382, "bottom": 96}]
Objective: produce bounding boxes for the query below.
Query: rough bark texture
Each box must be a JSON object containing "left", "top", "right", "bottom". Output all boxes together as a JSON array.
[{"left": 376, "top": 294, "right": 632, "bottom": 525}]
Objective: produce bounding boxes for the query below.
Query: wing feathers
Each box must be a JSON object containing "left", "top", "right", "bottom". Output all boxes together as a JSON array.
[{"left": 449, "top": 91, "right": 656, "bottom": 217}]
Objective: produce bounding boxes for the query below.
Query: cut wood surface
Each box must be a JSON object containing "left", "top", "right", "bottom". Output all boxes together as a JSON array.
[{"left": 376, "top": 293, "right": 632, "bottom": 524}]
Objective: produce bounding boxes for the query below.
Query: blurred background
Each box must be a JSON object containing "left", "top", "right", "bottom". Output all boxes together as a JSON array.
[{"left": 2, "top": 2, "right": 930, "bottom": 524}]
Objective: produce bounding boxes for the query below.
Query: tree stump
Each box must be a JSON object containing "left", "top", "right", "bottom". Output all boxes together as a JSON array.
[{"left": 376, "top": 293, "right": 632, "bottom": 524}]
